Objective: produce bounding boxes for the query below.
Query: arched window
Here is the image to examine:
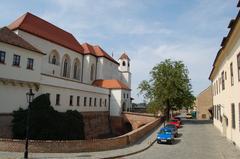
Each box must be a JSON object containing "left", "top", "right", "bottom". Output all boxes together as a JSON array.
[
  {"left": 61, "top": 54, "right": 71, "bottom": 78},
  {"left": 73, "top": 58, "right": 81, "bottom": 80},
  {"left": 90, "top": 64, "right": 95, "bottom": 81},
  {"left": 128, "top": 61, "right": 130, "bottom": 67},
  {"left": 49, "top": 50, "right": 60, "bottom": 65},
  {"left": 122, "top": 61, "right": 126, "bottom": 66}
]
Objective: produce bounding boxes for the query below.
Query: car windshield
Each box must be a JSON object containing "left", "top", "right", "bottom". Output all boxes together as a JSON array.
[{"left": 159, "top": 130, "right": 172, "bottom": 134}]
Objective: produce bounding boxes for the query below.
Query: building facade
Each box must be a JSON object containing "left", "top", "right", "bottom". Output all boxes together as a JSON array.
[
  {"left": 0, "top": 13, "right": 132, "bottom": 138},
  {"left": 195, "top": 86, "right": 213, "bottom": 120},
  {"left": 209, "top": 6, "right": 240, "bottom": 148}
]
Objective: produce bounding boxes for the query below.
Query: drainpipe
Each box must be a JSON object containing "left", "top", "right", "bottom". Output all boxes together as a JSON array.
[{"left": 108, "top": 92, "right": 112, "bottom": 134}]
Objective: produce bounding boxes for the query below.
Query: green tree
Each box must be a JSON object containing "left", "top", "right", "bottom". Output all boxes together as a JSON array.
[
  {"left": 12, "top": 93, "right": 85, "bottom": 140},
  {"left": 138, "top": 59, "right": 195, "bottom": 120}
]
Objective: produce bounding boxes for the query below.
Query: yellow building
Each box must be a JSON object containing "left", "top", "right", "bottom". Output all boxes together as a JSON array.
[
  {"left": 196, "top": 86, "right": 213, "bottom": 120},
  {"left": 209, "top": 7, "right": 240, "bottom": 147}
]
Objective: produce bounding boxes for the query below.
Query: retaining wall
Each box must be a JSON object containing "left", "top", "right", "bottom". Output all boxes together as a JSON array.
[{"left": 0, "top": 118, "right": 161, "bottom": 153}]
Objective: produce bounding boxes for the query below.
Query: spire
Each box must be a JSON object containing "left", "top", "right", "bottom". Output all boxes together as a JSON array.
[{"left": 119, "top": 52, "right": 130, "bottom": 60}]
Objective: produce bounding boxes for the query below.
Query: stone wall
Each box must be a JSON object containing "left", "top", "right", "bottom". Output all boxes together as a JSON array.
[
  {"left": 82, "top": 111, "right": 110, "bottom": 139},
  {"left": 0, "top": 111, "right": 110, "bottom": 139},
  {"left": 0, "top": 118, "right": 161, "bottom": 153},
  {"left": 0, "top": 114, "right": 12, "bottom": 138}
]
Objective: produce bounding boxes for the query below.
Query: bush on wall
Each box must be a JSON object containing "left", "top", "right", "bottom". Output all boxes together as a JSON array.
[{"left": 12, "top": 93, "right": 85, "bottom": 140}]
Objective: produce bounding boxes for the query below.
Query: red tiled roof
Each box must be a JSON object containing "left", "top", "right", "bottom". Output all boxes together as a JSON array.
[
  {"left": 81, "top": 43, "right": 119, "bottom": 64},
  {"left": 92, "top": 79, "right": 130, "bottom": 90},
  {"left": 0, "top": 27, "right": 45, "bottom": 55},
  {"left": 209, "top": 9, "right": 240, "bottom": 80},
  {"left": 119, "top": 53, "right": 130, "bottom": 60},
  {"left": 8, "top": 12, "right": 84, "bottom": 54}
]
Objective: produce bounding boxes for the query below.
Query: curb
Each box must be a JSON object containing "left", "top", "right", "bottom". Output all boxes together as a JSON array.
[
  {"left": 102, "top": 139, "right": 157, "bottom": 159},
  {"left": 101, "top": 122, "right": 164, "bottom": 159}
]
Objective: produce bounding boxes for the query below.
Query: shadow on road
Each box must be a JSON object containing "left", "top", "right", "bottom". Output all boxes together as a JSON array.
[
  {"left": 182, "top": 119, "right": 213, "bottom": 125},
  {"left": 173, "top": 139, "right": 181, "bottom": 145},
  {"left": 176, "top": 133, "right": 182, "bottom": 138}
]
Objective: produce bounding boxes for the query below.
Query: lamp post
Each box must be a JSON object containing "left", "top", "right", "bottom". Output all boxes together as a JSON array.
[{"left": 24, "top": 89, "right": 35, "bottom": 159}]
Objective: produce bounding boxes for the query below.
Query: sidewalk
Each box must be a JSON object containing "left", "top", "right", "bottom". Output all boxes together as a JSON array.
[{"left": 0, "top": 123, "right": 163, "bottom": 159}]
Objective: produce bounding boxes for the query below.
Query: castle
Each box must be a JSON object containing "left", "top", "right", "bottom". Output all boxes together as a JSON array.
[{"left": 0, "top": 12, "right": 132, "bottom": 138}]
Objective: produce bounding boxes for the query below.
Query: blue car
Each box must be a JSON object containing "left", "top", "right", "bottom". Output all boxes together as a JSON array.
[
  {"left": 164, "top": 124, "right": 178, "bottom": 137},
  {"left": 157, "top": 127, "right": 175, "bottom": 144}
]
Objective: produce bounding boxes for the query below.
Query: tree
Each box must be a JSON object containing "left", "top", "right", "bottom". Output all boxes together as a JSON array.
[
  {"left": 138, "top": 59, "right": 195, "bottom": 120},
  {"left": 12, "top": 93, "right": 85, "bottom": 140}
]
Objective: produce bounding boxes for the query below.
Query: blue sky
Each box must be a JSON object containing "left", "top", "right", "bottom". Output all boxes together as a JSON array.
[{"left": 0, "top": 0, "right": 238, "bottom": 103}]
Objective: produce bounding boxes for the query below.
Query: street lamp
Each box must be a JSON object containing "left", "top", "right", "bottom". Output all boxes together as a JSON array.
[{"left": 24, "top": 89, "right": 35, "bottom": 159}]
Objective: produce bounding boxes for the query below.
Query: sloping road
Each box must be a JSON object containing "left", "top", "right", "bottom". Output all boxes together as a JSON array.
[{"left": 127, "top": 120, "right": 240, "bottom": 159}]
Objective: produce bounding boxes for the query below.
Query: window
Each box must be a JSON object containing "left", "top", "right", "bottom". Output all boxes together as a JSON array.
[
  {"left": 49, "top": 50, "right": 59, "bottom": 65},
  {"left": 13, "top": 54, "right": 20, "bottom": 66},
  {"left": 100, "top": 98, "right": 102, "bottom": 107},
  {"left": 239, "top": 103, "right": 240, "bottom": 131},
  {"left": 128, "top": 62, "right": 130, "bottom": 67},
  {"left": 232, "top": 103, "right": 236, "bottom": 129},
  {"left": 105, "top": 99, "right": 107, "bottom": 107},
  {"left": 225, "top": 71, "right": 227, "bottom": 80},
  {"left": 73, "top": 58, "right": 80, "bottom": 80},
  {"left": 237, "top": 54, "right": 240, "bottom": 81},
  {"left": 69, "top": 95, "right": 73, "bottom": 106},
  {"left": 0, "top": 51, "right": 6, "bottom": 64},
  {"left": 90, "top": 64, "right": 95, "bottom": 81},
  {"left": 124, "top": 93, "right": 125, "bottom": 99},
  {"left": 94, "top": 98, "right": 97, "bottom": 107},
  {"left": 27, "top": 58, "right": 34, "bottom": 70},
  {"left": 218, "top": 77, "right": 221, "bottom": 93},
  {"left": 127, "top": 94, "right": 129, "bottom": 99},
  {"left": 84, "top": 97, "right": 87, "bottom": 106},
  {"left": 62, "top": 54, "right": 70, "bottom": 78},
  {"left": 230, "top": 62, "right": 234, "bottom": 86},
  {"left": 89, "top": 97, "right": 92, "bottom": 106},
  {"left": 56, "top": 94, "right": 60, "bottom": 106},
  {"left": 221, "top": 71, "right": 225, "bottom": 90},
  {"left": 77, "top": 96, "right": 80, "bottom": 106},
  {"left": 122, "top": 61, "right": 126, "bottom": 66}
]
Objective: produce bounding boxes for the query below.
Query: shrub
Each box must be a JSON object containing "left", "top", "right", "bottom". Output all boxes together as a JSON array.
[{"left": 12, "top": 93, "right": 85, "bottom": 140}]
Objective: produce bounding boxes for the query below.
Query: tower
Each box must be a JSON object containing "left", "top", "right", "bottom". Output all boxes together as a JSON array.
[{"left": 118, "top": 53, "right": 131, "bottom": 88}]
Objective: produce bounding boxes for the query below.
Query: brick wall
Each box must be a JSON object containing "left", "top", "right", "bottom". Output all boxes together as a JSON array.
[
  {"left": 0, "top": 114, "right": 12, "bottom": 138},
  {"left": 82, "top": 111, "right": 110, "bottom": 139},
  {"left": 0, "top": 111, "right": 110, "bottom": 139},
  {"left": 0, "top": 118, "right": 161, "bottom": 153}
]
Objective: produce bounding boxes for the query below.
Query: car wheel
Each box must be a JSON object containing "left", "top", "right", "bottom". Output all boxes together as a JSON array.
[{"left": 157, "top": 141, "right": 161, "bottom": 144}]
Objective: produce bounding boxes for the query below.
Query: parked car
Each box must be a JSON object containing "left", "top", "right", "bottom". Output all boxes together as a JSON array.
[
  {"left": 157, "top": 127, "right": 175, "bottom": 144},
  {"left": 173, "top": 117, "right": 182, "bottom": 125},
  {"left": 168, "top": 119, "right": 180, "bottom": 128},
  {"left": 186, "top": 113, "right": 192, "bottom": 119},
  {"left": 164, "top": 124, "right": 178, "bottom": 137}
]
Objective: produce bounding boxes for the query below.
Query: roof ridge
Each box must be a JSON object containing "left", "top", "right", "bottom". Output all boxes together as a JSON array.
[{"left": 25, "top": 12, "right": 76, "bottom": 38}]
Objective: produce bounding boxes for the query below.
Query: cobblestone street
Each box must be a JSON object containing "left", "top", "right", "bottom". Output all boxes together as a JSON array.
[{"left": 127, "top": 120, "right": 240, "bottom": 159}]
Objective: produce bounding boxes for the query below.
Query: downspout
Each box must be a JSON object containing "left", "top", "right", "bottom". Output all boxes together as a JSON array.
[{"left": 108, "top": 91, "right": 112, "bottom": 134}]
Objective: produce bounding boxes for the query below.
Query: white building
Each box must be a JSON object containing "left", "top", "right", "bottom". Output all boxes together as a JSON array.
[
  {"left": 209, "top": 7, "right": 240, "bottom": 148},
  {"left": 0, "top": 13, "right": 132, "bottom": 138}
]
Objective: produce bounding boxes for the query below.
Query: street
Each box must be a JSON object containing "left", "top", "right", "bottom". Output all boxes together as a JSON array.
[{"left": 127, "top": 119, "right": 240, "bottom": 159}]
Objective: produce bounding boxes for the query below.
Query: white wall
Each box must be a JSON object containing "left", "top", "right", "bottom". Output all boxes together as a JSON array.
[
  {"left": 15, "top": 30, "right": 84, "bottom": 82},
  {"left": 0, "top": 84, "right": 32, "bottom": 113},
  {"left": 0, "top": 42, "right": 43, "bottom": 83},
  {"left": 97, "top": 57, "right": 120, "bottom": 80},
  {"left": 82, "top": 55, "right": 97, "bottom": 84},
  {"left": 110, "top": 89, "right": 131, "bottom": 116},
  {"left": 40, "top": 85, "right": 109, "bottom": 112},
  {"left": 212, "top": 21, "right": 240, "bottom": 148}
]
